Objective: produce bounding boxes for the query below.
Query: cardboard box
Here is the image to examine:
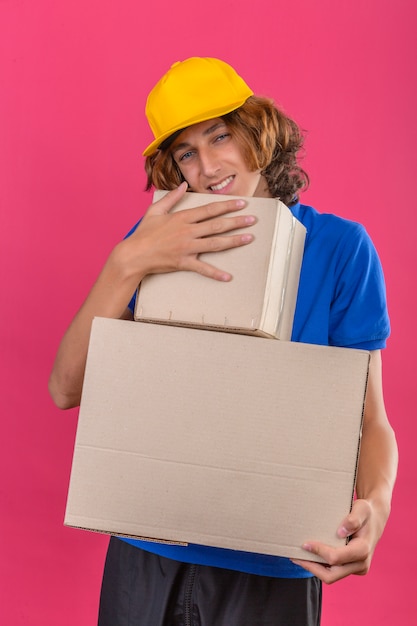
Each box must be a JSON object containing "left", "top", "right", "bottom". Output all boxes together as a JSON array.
[
  {"left": 65, "top": 318, "right": 369, "bottom": 562},
  {"left": 134, "top": 191, "right": 306, "bottom": 340}
]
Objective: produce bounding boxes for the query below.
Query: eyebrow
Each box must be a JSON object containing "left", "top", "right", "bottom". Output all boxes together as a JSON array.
[{"left": 172, "top": 122, "right": 227, "bottom": 155}]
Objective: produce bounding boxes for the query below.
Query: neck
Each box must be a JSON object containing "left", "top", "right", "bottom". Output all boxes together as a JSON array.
[{"left": 253, "top": 174, "right": 272, "bottom": 198}]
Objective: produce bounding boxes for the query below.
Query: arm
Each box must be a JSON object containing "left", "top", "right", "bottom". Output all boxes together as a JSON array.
[
  {"left": 49, "top": 183, "right": 256, "bottom": 410},
  {"left": 292, "top": 349, "right": 398, "bottom": 583}
]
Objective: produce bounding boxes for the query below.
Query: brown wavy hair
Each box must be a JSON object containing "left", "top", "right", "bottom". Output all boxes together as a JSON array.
[{"left": 144, "top": 95, "right": 309, "bottom": 206}]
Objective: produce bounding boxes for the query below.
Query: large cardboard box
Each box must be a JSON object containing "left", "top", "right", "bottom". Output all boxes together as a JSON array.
[
  {"left": 65, "top": 318, "right": 369, "bottom": 562},
  {"left": 134, "top": 191, "right": 306, "bottom": 340}
]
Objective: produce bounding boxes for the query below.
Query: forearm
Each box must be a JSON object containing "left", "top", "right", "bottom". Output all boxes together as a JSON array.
[
  {"left": 48, "top": 246, "right": 141, "bottom": 409},
  {"left": 355, "top": 349, "right": 398, "bottom": 535},
  {"left": 356, "top": 416, "right": 398, "bottom": 533}
]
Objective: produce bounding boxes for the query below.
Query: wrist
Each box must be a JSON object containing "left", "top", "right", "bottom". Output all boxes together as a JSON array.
[
  {"left": 107, "top": 239, "right": 149, "bottom": 288},
  {"left": 356, "top": 493, "right": 392, "bottom": 537}
]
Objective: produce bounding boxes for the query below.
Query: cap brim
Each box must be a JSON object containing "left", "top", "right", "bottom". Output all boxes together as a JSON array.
[{"left": 142, "top": 94, "right": 253, "bottom": 157}]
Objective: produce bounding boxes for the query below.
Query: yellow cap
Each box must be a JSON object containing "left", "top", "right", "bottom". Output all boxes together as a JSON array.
[{"left": 143, "top": 57, "right": 253, "bottom": 156}]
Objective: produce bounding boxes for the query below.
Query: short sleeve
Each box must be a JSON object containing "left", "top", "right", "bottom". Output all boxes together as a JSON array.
[{"left": 329, "top": 223, "right": 390, "bottom": 349}]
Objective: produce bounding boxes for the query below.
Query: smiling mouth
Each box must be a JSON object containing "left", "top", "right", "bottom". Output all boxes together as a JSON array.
[{"left": 209, "top": 176, "right": 234, "bottom": 192}]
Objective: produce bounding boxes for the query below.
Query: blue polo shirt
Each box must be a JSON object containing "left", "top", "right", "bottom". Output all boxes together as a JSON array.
[{"left": 120, "top": 201, "right": 390, "bottom": 578}]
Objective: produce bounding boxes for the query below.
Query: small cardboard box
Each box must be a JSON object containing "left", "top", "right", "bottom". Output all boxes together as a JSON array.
[
  {"left": 65, "top": 318, "right": 369, "bottom": 562},
  {"left": 134, "top": 191, "right": 306, "bottom": 340}
]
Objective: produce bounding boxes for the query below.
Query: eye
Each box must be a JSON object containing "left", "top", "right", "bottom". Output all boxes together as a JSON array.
[
  {"left": 214, "top": 132, "right": 231, "bottom": 143},
  {"left": 178, "top": 150, "right": 194, "bottom": 162}
]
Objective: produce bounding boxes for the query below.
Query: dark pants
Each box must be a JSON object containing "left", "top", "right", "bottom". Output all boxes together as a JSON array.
[{"left": 98, "top": 537, "right": 322, "bottom": 626}]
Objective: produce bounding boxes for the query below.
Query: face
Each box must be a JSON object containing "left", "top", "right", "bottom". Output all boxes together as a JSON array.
[{"left": 170, "top": 118, "right": 270, "bottom": 198}]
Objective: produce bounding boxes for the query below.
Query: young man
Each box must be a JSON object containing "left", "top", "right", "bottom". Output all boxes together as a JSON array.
[{"left": 49, "top": 57, "right": 398, "bottom": 625}]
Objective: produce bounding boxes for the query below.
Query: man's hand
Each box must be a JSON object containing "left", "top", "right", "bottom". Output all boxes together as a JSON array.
[
  {"left": 291, "top": 498, "right": 381, "bottom": 584},
  {"left": 126, "top": 182, "right": 256, "bottom": 282}
]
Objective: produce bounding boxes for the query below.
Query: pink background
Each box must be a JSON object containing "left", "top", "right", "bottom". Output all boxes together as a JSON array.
[{"left": 1, "top": 1, "right": 416, "bottom": 624}]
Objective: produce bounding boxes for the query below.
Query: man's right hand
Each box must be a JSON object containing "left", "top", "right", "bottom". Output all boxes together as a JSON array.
[{"left": 123, "top": 182, "right": 256, "bottom": 282}]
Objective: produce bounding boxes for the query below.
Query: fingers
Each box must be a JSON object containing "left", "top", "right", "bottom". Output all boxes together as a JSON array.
[
  {"left": 192, "top": 213, "right": 256, "bottom": 243},
  {"left": 183, "top": 197, "right": 248, "bottom": 224},
  {"left": 291, "top": 503, "right": 374, "bottom": 584},
  {"left": 291, "top": 540, "right": 370, "bottom": 583},
  {"left": 149, "top": 182, "right": 189, "bottom": 215},
  {"left": 149, "top": 183, "right": 252, "bottom": 227},
  {"left": 135, "top": 185, "right": 257, "bottom": 279},
  {"left": 299, "top": 536, "right": 368, "bottom": 568},
  {"left": 291, "top": 558, "right": 367, "bottom": 585},
  {"left": 185, "top": 237, "right": 254, "bottom": 282},
  {"left": 172, "top": 197, "right": 256, "bottom": 248},
  {"left": 337, "top": 499, "right": 372, "bottom": 539}
]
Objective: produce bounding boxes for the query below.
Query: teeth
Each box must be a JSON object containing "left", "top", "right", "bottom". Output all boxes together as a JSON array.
[{"left": 210, "top": 176, "right": 234, "bottom": 191}]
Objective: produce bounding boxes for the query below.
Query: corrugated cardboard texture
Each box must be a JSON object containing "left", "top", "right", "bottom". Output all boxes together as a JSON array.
[
  {"left": 134, "top": 191, "right": 306, "bottom": 340},
  {"left": 65, "top": 318, "right": 369, "bottom": 562}
]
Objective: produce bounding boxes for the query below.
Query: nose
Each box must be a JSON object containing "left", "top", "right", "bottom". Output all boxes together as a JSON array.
[{"left": 198, "top": 147, "right": 221, "bottom": 178}]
